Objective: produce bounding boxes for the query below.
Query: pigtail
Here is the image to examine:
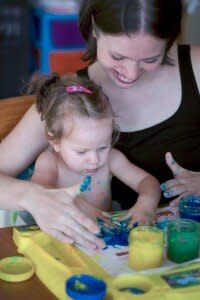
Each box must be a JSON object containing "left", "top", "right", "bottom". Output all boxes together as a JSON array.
[
  {"left": 27, "top": 72, "right": 61, "bottom": 121},
  {"left": 36, "top": 73, "right": 60, "bottom": 121}
]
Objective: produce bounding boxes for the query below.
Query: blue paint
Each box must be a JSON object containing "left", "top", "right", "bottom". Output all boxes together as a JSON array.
[
  {"left": 66, "top": 274, "right": 106, "bottom": 300},
  {"left": 179, "top": 195, "right": 200, "bottom": 222},
  {"left": 160, "top": 183, "right": 167, "bottom": 192},
  {"left": 80, "top": 176, "right": 91, "bottom": 193},
  {"left": 156, "top": 218, "right": 170, "bottom": 230},
  {"left": 97, "top": 212, "right": 138, "bottom": 247},
  {"left": 164, "top": 191, "right": 173, "bottom": 198}
]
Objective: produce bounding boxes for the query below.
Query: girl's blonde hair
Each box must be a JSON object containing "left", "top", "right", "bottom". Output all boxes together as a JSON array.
[{"left": 29, "top": 73, "right": 119, "bottom": 143}]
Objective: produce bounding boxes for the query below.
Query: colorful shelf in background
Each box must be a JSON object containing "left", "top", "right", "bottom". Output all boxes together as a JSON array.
[{"left": 31, "top": 7, "right": 87, "bottom": 74}]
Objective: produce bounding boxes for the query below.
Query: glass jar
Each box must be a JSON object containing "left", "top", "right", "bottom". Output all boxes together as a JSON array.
[
  {"left": 167, "top": 219, "right": 200, "bottom": 263},
  {"left": 128, "top": 226, "right": 165, "bottom": 270},
  {"left": 179, "top": 195, "right": 200, "bottom": 222}
]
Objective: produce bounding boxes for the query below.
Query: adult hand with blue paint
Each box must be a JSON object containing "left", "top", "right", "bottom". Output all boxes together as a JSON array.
[
  {"left": 161, "top": 152, "right": 200, "bottom": 206},
  {"left": 21, "top": 179, "right": 105, "bottom": 250}
]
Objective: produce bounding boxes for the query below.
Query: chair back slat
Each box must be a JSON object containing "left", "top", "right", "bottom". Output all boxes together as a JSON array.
[{"left": 0, "top": 96, "right": 35, "bottom": 140}]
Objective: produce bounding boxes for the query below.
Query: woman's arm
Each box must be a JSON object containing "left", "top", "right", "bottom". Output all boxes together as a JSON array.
[
  {"left": 0, "top": 104, "right": 47, "bottom": 176},
  {"left": 162, "top": 46, "right": 200, "bottom": 203},
  {"left": 0, "top": 104, "right": 104, "bottom": 249}
]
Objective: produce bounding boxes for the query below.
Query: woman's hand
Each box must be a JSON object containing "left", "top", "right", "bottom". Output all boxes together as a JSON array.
[
  {"left": 21, "top": 183, "right": 105, "bottom": 250},
  {"left": 161, "top": 152, "right": 200, "bottom": 206}
]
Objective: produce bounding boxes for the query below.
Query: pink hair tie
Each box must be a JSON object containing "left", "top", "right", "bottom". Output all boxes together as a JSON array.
[{"left": 66, "top": 85, "right": 92, "bottom": 94}]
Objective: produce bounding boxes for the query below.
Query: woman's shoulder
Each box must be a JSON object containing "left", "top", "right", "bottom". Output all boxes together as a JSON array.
[{"left": 190, "top": 45, "right": 200, "bottom": 92}]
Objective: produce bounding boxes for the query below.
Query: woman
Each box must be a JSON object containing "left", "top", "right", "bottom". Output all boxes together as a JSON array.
[{"left": 0, "top": 0, "right": 199, "bottom": 248}]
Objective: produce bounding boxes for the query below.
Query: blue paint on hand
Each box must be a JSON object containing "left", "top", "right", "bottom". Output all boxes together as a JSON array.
[
  {"left": 80, "top": 176, "right": 91, "bottom": 192},
  {"left": 97, "top": 212, "right": 138, "bottom": 247},
  {"left": 160, "top": 183, "right": 167, "bottom": 192},
  {"left": 164, "top": 191, "right": 172, "bottom": 198}
]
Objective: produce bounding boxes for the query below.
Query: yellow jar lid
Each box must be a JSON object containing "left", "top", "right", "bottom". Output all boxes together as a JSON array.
[{"left": 0, "top": 256, "right": 35, "bottom": 282}]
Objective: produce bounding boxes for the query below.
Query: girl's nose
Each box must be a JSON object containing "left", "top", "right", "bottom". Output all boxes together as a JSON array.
[{"left": 87, "top": 152, "right": 100, "bottom": 165}]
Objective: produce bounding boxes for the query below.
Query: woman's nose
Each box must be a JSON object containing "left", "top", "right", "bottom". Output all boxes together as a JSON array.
[{"left": 125, "top": 62, "right": 140, "bottom": 80}]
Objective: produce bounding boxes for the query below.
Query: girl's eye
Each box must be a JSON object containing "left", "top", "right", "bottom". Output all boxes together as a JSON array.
[
  {"left": 98, "top": 146, "right": 108, "bottom": 151},
  {"left": 111, "top": 55, "right": 124, "bottom": 61},
  {"left": 77, "top": 151, "right": 86, "bottom": 155}
]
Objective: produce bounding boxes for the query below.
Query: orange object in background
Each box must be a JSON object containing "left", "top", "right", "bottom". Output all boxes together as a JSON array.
[{"left": 50, "top": 50, "right": 89, "bottom": 75}]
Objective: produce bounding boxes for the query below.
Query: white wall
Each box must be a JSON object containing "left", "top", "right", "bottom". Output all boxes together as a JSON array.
[{"left": 182, "top": 5, "right": 200, "bottom": 44}]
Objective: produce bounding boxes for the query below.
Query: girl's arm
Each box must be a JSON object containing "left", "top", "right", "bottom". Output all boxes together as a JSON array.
[
  {"left": 109, "top": 148, "right": 161, "bottom": 224},
  {"left": 0, "top": 104, "right": 104, "bottom": 249}
]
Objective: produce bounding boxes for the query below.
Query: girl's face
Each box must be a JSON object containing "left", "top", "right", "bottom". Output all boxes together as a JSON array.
[
  {"left": 96, "top": 32, "right": 166, "bottom": 88},
  {"left": 53, "top": 116, "right": 113, "bottom": 176}
]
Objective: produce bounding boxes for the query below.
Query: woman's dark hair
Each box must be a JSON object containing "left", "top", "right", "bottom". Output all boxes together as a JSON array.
[
  {"left": 79, "top": 0, "right": 183, "bottom": 65},
  {"left": 28, "top": 73, "right": 119, "bottom": 143}
]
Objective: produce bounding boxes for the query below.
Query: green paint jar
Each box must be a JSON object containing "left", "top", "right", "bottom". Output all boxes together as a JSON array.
[{"left": 167, "top": 219, "right": 200, "bottom": 263}]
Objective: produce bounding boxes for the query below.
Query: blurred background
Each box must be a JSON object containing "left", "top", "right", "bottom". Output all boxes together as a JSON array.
[{"left": 0, "top": 0, "right": 199, "bottom": 99}]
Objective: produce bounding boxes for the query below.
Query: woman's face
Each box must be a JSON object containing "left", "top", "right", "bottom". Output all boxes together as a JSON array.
[{"left": 96, "top": 32, "right": 166, "bottom": 88}]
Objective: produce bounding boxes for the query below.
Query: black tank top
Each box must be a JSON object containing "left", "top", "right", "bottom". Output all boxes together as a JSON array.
[{"left": 77, "top": 45, "right": 200, "bottom": 208}]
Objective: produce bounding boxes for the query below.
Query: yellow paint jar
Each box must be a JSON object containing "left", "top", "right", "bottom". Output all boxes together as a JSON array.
[{"left": 128, "top": 226, "right": 165, "bottom": 270}]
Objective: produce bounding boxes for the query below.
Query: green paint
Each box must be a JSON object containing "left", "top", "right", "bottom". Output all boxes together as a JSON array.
[
  {"left": 73, "top": 279, "right": 88, "bottom": 291},
  {"left": 167, "top": 220, "right": 200, "bottom": 263}
]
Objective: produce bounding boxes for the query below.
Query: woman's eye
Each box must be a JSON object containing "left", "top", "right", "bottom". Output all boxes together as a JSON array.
[{"left": 143, "top": 58, "right": 158, "bottom": 64}]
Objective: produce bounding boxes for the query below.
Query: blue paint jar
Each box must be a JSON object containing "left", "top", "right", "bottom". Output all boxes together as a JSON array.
[
  {"left": 66, "top": 274, "right": 106, "bottom": 300},
  {"left": 179, "top": 195, "right": 200, "bottom": 222}
]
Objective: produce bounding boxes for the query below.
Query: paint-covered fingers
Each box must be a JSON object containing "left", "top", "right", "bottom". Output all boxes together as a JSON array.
[
  {"left": 165, "top": 152, "right": 185, "bottom": 178},
  {"left": 126, "top": 207, "right": 155, "bottom": 227},
  {"left": 47, "top": 226, "right": 104, "bottom": 250},
  {"left": 160, "top": 179, "right": 178, "bottom": 193},
  {"left": 161, "top": 183, "right": 186, "bottom": 198},
  {"left": 62, "top": 211, "right": 105, "bottom": 250}
]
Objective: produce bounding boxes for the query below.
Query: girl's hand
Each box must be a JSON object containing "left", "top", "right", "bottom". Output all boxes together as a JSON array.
[
  {"left": 161, "top": 152, "right": 200, "bottom": 206},
  {"left": 124, "top": 203, "right": 156, "bottom": 227},
  {"left": 21, "top": 183, "right": 105, "bottom": 250}
]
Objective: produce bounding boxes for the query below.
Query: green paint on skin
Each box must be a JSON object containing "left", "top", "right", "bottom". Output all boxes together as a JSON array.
[{"left": 160, "top": 183, "right": 167, "bottom": 192}]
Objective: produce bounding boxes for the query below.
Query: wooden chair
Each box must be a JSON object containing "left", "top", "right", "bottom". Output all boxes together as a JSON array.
[
  {"left": 0, "top": 95, "right": 35, "bottom": 226},
  {"left": 0, "top": 95, "right": 35, "bottom": 140}
]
